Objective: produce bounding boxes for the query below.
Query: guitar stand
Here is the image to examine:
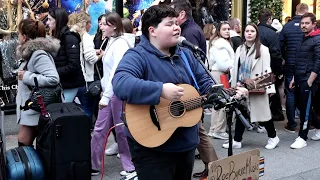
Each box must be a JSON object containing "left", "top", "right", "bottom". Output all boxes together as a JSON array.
[{"left": 225, "top": 105, "right": 235, "bottom": 156}]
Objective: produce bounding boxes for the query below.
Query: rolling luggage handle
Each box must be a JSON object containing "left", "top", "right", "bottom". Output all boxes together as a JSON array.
[{"left": 15, "top": 148, "right": 32, "bottom": 180}]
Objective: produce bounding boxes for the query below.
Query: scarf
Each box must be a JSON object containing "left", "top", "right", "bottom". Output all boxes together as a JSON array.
[{"left": 238, "top": 44, "right": 255, "bottom": 82}]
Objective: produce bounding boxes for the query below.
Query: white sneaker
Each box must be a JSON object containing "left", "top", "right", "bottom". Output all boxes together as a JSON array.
[
  {"left": 120, "top": 170, "right": 135, "bottom": 176},
  {"left": 207, "top": 130, "right": 214, "bottom": 137},
  {"left": 105, "top": 143, "right": 118, "bottom": 156},
  {"left": 257, "top": 125, "right": 266, "bottom": 133},
  {"left": 120, "top": 171, "right": 138, "bottom": 180},
  {"left": 117, "top": 153, "right": 120, "bottom": 158},
  {"left": 265, "top": 136, "right": 280, "bottom": 149},
  {"left": 311, "top": 129, "right": 320, "bottom": 140},
  {"left": 212, "top": 132, "right": 229, "bottom": 140},
  {"left": 290, "top": 137, "right": 307, "bottom": 149},
  {"left": 222, "top": 140, "right": 242, "bottom": 149}
]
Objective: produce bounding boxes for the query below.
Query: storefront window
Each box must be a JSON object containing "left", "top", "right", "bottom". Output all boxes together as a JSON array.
[{"left": 282, "top": 0, "right": 292, "bottom": 24}]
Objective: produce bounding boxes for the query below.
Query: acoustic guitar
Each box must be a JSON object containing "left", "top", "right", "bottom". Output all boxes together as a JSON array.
[{"left": 123, "top": 73, "right": 275, "bottom": 148}]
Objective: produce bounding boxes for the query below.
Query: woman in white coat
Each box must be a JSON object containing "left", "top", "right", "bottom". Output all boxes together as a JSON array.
[
  {"left": 207, "top": 22, "right": 234, "bottom": 140},
  {"left": 223, "top": 23, "right": 280, "bottom": 150}
]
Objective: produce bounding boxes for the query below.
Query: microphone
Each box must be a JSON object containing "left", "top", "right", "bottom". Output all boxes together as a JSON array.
[{"left": 178, "top": 36, "right": 201, "bottom": 52}]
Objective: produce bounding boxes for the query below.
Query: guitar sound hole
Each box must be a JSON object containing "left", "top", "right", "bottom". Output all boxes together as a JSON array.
[{"left": 169, "top": 101, "right": 185, "bottom": 117}]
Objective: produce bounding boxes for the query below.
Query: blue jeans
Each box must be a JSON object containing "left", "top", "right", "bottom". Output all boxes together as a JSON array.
[
  {"left": 77, "top": 86, "right": 94, "bottom": 118},
  {"left": 63, "top": 88, "right": 78, "bottom": 103},
  {"left": 284, "top": 66, "right": 297, "bottom": 128}
]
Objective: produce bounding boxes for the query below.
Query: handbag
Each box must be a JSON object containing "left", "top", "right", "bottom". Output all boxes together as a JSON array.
[
  {"left": 85, "top": 64, "right": 101, "bottom": 97},
  {"left": 21, "top": 54, "right": 62, "bottom": 112},
  {"left": 22, "top": 77, "right": 62, "bottom": 112},
  {"left": 83, "top": 39, "right": 107, "bottom": 97}
]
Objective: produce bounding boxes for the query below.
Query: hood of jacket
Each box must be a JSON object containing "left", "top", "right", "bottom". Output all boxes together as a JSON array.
[
  {"left": 311, "top": 29, "right": 320, "bottom": 36},
  {"left": 17, "top": 37, "right": 60, "bottom": 60},
  {"left": 123, "top": 33, "right": 136, "bottom": 48},
  {"left": 137, "top": 35, "right": 182, "bottom": 58}
]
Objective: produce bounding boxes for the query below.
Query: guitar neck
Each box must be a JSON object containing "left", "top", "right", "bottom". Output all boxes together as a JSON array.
[{"left": 183, "top": 96, "right": 205, "bottom": 111}]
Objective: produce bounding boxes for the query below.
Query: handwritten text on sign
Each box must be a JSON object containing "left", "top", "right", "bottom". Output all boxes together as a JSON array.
[{"left": 208, "top": 149, "right": 260, "bottom": 180}]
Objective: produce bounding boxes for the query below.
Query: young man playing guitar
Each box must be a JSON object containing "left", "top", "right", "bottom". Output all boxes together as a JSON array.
[{"left": 112, "top": 5, "right": 247, "bottom": 179}]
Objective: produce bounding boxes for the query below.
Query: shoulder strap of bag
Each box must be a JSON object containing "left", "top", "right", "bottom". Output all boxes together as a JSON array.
[{"left": 181, "top": 51, "right": 200, "bottom": 91}]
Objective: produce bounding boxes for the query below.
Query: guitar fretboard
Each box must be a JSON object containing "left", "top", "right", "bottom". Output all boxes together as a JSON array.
[{"left": 183, "top": 96, "right": 205, "bottom": 111}]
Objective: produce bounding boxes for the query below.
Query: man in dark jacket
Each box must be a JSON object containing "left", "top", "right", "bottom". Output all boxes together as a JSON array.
[
  {"left": 258, "top": 9, "right": 284, "bottom": 122},
  {"left": 289, "top": 12, "right": 320, "bottom": 149},
  {"left": 280, "top": 3, "right": 309, "bottom": 132},
  {"left": 171, "top": 1, "right": 217, "bottom": 178},
  {"left": 171, "top": 0, "right": 206, "bottom": 54}
]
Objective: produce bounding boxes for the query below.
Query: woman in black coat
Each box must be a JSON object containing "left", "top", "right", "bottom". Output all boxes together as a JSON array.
[{"left": 46, "top": 8, "right": 85, "bottom": 102}]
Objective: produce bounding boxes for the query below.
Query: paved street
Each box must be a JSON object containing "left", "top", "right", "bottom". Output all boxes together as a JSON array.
[{"left": 4, "top": 113, "right": 320, "bottom": 180}]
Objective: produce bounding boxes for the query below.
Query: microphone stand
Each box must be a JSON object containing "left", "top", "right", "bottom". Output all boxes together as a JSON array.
[{"left": 192, "top": 49, "right": 250, "bottom": 157}]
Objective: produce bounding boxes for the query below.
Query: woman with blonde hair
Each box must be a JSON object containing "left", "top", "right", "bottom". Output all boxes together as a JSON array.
[
  {"left": 207, "top": 21, "right": 234, "bottom": 140},
  {"left": 68, "top": 11, "right": 103, "bottom": 118},
  {"left": 224, "top": 23, "right": 279, "bottom": 149}
]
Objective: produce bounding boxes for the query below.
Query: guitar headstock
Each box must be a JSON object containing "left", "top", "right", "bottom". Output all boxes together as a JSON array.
[{"left": 244, "top": 72, "right": 275, "bottom": 90}]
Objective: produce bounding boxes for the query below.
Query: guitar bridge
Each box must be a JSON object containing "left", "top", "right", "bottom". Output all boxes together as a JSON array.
[{"left": 150, "top": 105, "right": 161, "bottom": 131}]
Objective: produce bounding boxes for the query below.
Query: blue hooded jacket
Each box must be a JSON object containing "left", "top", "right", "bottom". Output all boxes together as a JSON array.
[{"left": 112, "top": 35, "right": 213, "bottom": 152}]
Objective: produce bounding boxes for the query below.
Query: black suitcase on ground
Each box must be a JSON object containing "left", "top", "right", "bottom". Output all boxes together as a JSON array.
[{"left": 36, "top": 103, "right": 91, "bottom": 180}]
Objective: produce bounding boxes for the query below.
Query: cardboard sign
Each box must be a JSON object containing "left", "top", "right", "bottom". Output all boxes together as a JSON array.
[{"left": 208, "top": 149, "right": 260, "bottom": 180}]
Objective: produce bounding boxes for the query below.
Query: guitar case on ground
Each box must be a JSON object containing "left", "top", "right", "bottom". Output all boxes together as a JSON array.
[{"left": 36, "top": 102, "right": 91, "bottom": 180}]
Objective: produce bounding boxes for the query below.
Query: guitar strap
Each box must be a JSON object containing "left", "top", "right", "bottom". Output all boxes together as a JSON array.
[{"left": 181, "top": 51, "right": 200, "bottom": 91}]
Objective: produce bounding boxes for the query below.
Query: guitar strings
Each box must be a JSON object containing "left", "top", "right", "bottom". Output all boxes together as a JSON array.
[
  {"left": 154, "top": 102, "right": 200, "bottom": 113},
  {"left": 154, "top": 99, "right": 203, "bottom": 113}
]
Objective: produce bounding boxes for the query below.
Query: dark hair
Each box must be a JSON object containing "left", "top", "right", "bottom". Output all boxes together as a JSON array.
[
  {"left": 170, "top": 0, "right": 192, "bottom": 19},
  {"left": 141, "top": 5, "right": 178, "bottom": 39},
  {"left": 244, "top": 23, "right": 261, "bottom": 59},
  {"left": 159, "top": 0, "right": 171, "bottom": 5},
  {"left": 122, "top": 18, "right": 133, "bottom": 33},
  {"left": 302, "top": 12, "right": 316, "bottom": 24},
  {"left": 49, "top": 8, "right": 69, "bottom": 39},
  {"left": 104, "top": 12, "right": 123, "bottom": 37},
  {"left": 258, "top": 9, "right": 273, "bottom": 24},
  {"left": 18, "top": 19, "right": 46, "bottom": 40},
  {"left": 94, "top": 14, "right": 105, "bottom": 41},
  {"left": 317, "top": 20, "right": 320, "bottom": 29}
]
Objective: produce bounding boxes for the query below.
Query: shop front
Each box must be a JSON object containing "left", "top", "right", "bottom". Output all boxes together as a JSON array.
[{"left": 283, "top": 0, "right": 320, "bottom": 23}]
